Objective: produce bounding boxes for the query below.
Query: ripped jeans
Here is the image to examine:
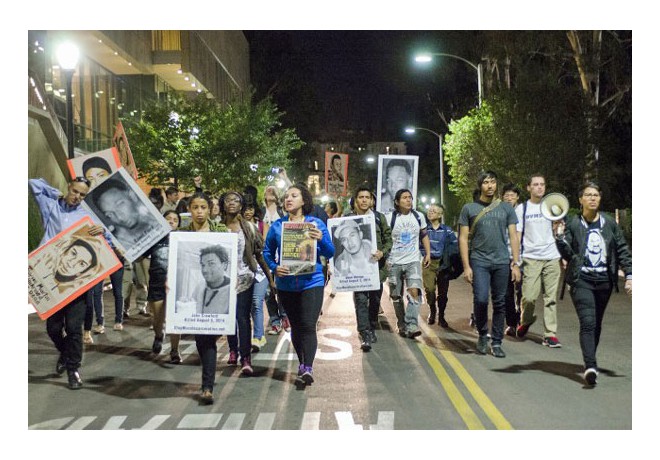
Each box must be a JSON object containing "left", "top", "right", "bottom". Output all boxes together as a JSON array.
[{"left": 388, "top": 261, "right": 424, "bottom": 333}]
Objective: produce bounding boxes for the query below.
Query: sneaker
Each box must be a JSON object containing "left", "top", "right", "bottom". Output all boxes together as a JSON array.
[
  {"left": 491, "top": 345, "right": 506, "bottom": 358},
  {"left": 227, "top": 350, "right": 238, "bottom": 365},
  {"left": 200, "top": 388, "right": 214, "bottom": 404},
  {"left": 301, "top": 366, "right": 314, "bottom": 385},
  {"left": 92, "top": 324, "right": 105, "bottom": 334},
  {"left": 83, "top": 330, "right": 94, "bottom": 344},
  {"left": 241, "top": 356, "right": 254, "bottom": 376},
  {"left": 476, "top": 335, "right": 489, "bottom": 355},
  {"left": 584, "top": 368, "right": 598, "bottom": 386},
  {"left": 360, "top": 331, "right": 372, "bottom": 352},
  {"left": 406, "top": 328, "right": 422, "bottom": 339},
  {"left": 516, "top": 323, "right": 531, "bottom": 338},
  {"left": 282, "top": 317, "right": 291, "bottom": 332},
  {"left": 505, "top": 326, "right": 517, "bottom": 337},
  {"left": 438, "top": 317, "right": 449, "bottom": 328},
  {"left": 370, "top": 330, "right": 378, "bottom": 343},
  {"left": 113, "top": 323, "right": 124, "bottom": 331},
  {"left": 67, "top": 370, "right": 83, "bottom": 390},
  {"left": 542, "top": 336, "right": 562, "bottom": 348},
  {"left": 268, "top": 324, "right": 282, "bottom": 335},
  {"left": 152, "top": 335, "right": 163, "bottom": 354},
  {"left": 251, "top": 336, "right": 267, "bottom": 352}
]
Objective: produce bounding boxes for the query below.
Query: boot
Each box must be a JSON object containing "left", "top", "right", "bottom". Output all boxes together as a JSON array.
[{"left": 360, "top": 330, "right": 372, "bottom": 352}]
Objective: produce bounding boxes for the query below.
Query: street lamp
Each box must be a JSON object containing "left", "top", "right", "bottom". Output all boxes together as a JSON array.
[
  {"left": 57, "top": 42, "right": 79, "bottom": 159},
  {"left": 414, "top": 52, "right": 483, "bottom": 107},
  {"left": 405, "top": 126, "right": 445, "bottom": 217}
]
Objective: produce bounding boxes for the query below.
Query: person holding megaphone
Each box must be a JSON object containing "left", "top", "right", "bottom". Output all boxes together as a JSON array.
[{"left": 553, "top": 181, "right": 632, "bottom": 386}]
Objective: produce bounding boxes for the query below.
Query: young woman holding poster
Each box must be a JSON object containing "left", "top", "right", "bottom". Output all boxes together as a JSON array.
[
  {"left": 263, "top": 184, "right": 334, "bottom": 388},
  {"left": 180, "top": 192, "right": 229, "bottom": 404},
  {"left": 148, "top": 210, "right": 182, "bottom": 364},
  {"left": 220, "top": 191, "right": 274, "bottom": 376}
]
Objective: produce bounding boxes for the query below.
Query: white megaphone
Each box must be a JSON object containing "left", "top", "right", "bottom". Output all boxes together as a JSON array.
[{"left": 540, "top": 193, "right": 569, "bottom": 221}]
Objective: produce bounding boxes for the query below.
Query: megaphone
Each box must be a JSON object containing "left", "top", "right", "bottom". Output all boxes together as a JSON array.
[{"left": 540, "top": 193, "right": 569, "bottom": 221}]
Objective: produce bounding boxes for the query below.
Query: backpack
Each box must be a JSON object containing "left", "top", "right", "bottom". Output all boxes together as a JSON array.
[
  {"left": 440, "top": 233, "right": 463, "bottom": 280},
  {"left": 389, "top": 209, "right": 423, "bottom": 231}
]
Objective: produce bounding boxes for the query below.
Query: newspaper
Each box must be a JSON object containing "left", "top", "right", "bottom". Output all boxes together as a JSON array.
[{"left": 280, "top": 221, "right": 317, "bottom": 275}]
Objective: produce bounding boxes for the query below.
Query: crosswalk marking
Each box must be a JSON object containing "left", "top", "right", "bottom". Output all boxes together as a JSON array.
[
  {"left": 370, "top": 411, "right": 395, "bottom": 430},
  {"left": 335, "top": 411, "right": 363, "bottom": 430},
  {"left": 301, "top": 412, "right": 321, "bottom": 430},
  {"left": 102, "top": 416, "right": 127, "bottom": 429},
  {"left": 135, "top": 415, "right": 170, "bottom": 430},
  {"left": 66, "top": 416, "right": 96, "bottom": 429},
  {"left": 221, "top": 413, "right": 245, "bottom": 430},
  {"left": 254, "top": 412, "right": 276, "bottom": 430},
  {"left": 178, "top": 414, "right": 223, "bottom": 429}
]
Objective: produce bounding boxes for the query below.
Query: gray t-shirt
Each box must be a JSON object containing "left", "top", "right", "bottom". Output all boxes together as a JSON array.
[{"left": 458, "top": 201, "right": 517, "bottom": 265}]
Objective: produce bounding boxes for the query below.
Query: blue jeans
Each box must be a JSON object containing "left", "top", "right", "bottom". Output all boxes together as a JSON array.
[
  {"left": 266, "top": 285, "right": 287, "bottom": 326},
  {"left": 84, "top": 267, "right": 125, "bottom": 329},
  {"left": 471, "top": 261, "right": 509, "bottom": 346},
  {"left": 251, "top": 277, "right": 268, "bottom": 339},
  {"left": 227, "top": 286, "right": 255, "bottom": 359}
]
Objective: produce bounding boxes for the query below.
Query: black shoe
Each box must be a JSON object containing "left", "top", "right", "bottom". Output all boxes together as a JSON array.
[
  {"left": 427, "top": 314, "right": 436, "bottom": 325},
  {"left": 152, "top": 335, "right": 163, "bottom": 354},
  {"left": 370, "top": 330, "right": 378, "bottom": 343},
  {"left": 122, "top": 310, "right": 130, "bottom": 320},
  {"left": 406, "top": 329, "right": 422, "bottom": 339},
  {"left": 67, "top": 370, "right": 83, "bottom": 389},
  {"left": 438, "top": 317, "right": 449, "bottom": 328},
  {"left": 200, "top": 388, "right": 214, "bottom": 405},
  {"left": 476, "top": 335, "right": 489, "bottom": 354},
  {"left": 170, "top": 350, "right": 182, "bottom": 364},
  {"left": 360, "top": 331, "right": 372, "bottom": 352},
  {"left": 491, "top": 345, "right": 506, "bottom": 358},
  {"left": 56, "top": 355, "right": 66, "bottom": 375}
]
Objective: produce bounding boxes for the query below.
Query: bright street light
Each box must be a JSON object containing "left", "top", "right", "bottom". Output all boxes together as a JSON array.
[
  {"left": 414, "top": 51, "right": 483, "bottom": 107},
  {"left": 405, "top": 125, "right": 445, "bottom": 221}
]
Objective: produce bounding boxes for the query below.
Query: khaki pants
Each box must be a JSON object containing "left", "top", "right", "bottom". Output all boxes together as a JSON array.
[{"left": 520, "top": 258, "right": 561, "bottom": 337}]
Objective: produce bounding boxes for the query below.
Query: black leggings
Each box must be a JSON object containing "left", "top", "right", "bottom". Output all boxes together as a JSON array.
[
  {"left": 278, "top": 286, "right": 324, "bottom": 367},
  {"left": 569, "top": 280, "right": 612, "bottom": 370}
]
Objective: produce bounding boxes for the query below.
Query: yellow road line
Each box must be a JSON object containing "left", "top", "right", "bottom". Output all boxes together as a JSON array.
[{"left": 418, "top": 343, "right": 485, "bottom": 429}]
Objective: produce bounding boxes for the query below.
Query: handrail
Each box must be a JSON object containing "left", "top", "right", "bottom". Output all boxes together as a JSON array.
[{"left": 28, "top": 70, "right": 69, "bottom": 153}]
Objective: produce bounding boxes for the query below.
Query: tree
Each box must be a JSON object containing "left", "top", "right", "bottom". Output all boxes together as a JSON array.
[
  {"left": 444, "top": 83, "right": 590, "bottom": 206},
  {"left": 125, "top": 90, "right": 304, "bottom": 193}
]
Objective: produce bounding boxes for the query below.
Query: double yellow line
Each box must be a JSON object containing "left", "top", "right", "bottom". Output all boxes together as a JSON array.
[{"left": 418, "top": 335, "right": 513, "bottom": 430}]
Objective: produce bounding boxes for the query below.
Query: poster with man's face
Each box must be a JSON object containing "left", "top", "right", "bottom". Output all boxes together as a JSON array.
[
  {"left": 66, "top": 147, "right": 121, "bottom": 190},
  {"left": 166, "top": 232, "right": 238, "bottom": 335},
  {"left": 325, "top": 151, "right": 349, "bottom": 197},
  {"left": 82, "top": 168, "right": 171, "bottom": 263},
  {"left": 327, "top": 214, "right": 380, "bottom": 292},
  {"left": 376, "top": 155, "right": 419, "bottom": 213},
  {"left": 28, "top": 217, "right": 122, "bottom": 320},
  {"left": 112, "top": 120, "right": 138, "bottom": 180}
]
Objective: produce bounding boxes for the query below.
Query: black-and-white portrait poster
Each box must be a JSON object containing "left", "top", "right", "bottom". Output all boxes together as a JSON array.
[
  {"left": 82, "top": 168, "right": 171, "bottom": 263},
  {"left": 328, "top": 214, "right": 380, "bottom": 292},
  {"left": 165, "top": 231, "right": 238, "bottom": 335},
  {"left": 376, "top": 155, "right": 418, "bottom": 214}
]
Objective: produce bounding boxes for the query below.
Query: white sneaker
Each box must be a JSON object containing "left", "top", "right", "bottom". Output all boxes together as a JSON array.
[
  {"left": 113, "top": 323, "right": 124, "bottom": 331},
  {"left": 83, "top": 331, "right": 94, "bottom": 344},
  {"left": 584, "top": 368, "right": 598, "bottom": 386},
  {"left": 92, "top": 324, "right": 105, "bottom": 334}
]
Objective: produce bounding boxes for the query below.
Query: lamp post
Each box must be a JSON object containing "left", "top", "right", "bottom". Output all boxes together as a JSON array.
[
  {"left": 57, "top": 42, "right": 79, "bottom": 159},
  {"left": 405, "top": 126, "right": 444, "bottom": 219},
  {"left": 414, "top": 52, "right": 483, "bottom": 107}
]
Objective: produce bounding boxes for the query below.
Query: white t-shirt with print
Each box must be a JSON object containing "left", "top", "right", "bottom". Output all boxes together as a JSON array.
[
  {"left": 515, "top": 201, "right": 560, "bottom": 260},
  {"left": 386, "top": 211, "right": 427, "bottom": 266}
]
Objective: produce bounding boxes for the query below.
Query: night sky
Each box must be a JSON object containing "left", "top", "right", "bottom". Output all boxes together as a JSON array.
[{"left": 245, "top": 31, "right": 483, "bottom": 143}]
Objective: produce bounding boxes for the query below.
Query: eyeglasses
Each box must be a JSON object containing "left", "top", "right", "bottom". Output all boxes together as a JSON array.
[
  {"left": 583, "top": 193, "right": 600, "bottom": 198},
  {"left": 73, "top": 177, "right": 91, "bottom": 186}
]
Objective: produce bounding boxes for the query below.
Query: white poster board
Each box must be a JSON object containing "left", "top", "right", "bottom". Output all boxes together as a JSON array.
[
  {"left": 376, "top": 155, "right": 419, "bottom": 213},
  {"left": 166, "top": 232, "right": 238, "bottom": 335},
  {"left": 328, "top": 214, "right": 380, "bottom": 292},
  {"left": 82, "top": 168, "right": 171, "bottom": 263}
]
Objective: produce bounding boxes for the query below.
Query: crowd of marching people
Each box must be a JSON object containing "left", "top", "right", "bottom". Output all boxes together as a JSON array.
[{"left": 29, "top": 164, "right": 632, "bottom": 404}]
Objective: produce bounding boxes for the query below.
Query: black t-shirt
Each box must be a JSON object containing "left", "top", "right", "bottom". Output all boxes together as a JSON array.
[{"left": 579, "top": 220, "right": 609, "bottom": 283}]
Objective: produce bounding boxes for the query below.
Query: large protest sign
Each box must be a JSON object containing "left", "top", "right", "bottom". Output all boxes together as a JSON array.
[
  {"left": 328, "top": 214, "right": 380, "bottom": 292},
  {"left": 82, "top": 168, "right": 171, "bottom": 263},
  {"left": 112, "top": 120, "right": 138, "bottom": 180},
  {"left": 376, "top": 155, "right": 419, "bottom": 213},
  {"left": 325, "top": 151, "right": 349, "bottom": 197},
  {"left": 166, "top": 232, "right": 238, "bottom": 335},
  {"left": 28, "top": 217, "right": 122, "bottom": 320},
  {"left": 66, "top": 147, "right": 121, "bottom": 190},
  {"left": 280, "top": 221, "right": 317, "bottom": 275}
]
